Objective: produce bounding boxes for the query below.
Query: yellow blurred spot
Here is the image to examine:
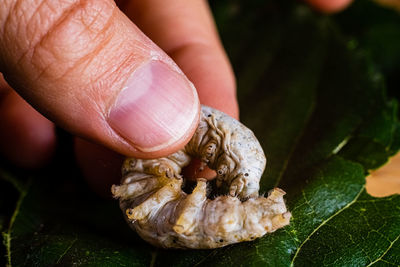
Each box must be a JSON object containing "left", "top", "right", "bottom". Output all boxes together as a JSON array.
[
  {"left": 366, "top": 152, "right": 400, "bottom": 197},
  {"left": 374, "top": 0, "right": 400, "bottom": 12}
]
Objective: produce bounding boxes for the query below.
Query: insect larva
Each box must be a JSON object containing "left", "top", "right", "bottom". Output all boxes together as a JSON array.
[{"left": 112, "top": 105, "right": 291, "bottom": 249}]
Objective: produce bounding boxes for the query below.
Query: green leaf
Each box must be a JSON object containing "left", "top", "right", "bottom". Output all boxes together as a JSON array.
[
  {"left": 334, "top": 0, "right": 400, "bottom": 102},
  {"left": 2, "top": 1, "right": 400, "bottom": 266}
]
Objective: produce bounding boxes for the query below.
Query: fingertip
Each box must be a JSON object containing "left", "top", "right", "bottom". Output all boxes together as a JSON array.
[
  {"left": 106, "top": 60, "right": 201, "bottom": 159},
  {"left": 305, "top": 0, "right": 353, "bottom": 13},
  {"left": 0, "top": 91, "right": 56, "bottom": 168}
]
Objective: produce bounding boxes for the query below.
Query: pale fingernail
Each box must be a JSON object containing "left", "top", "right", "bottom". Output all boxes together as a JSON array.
[{"left": 108, "top": 60, "right": 199, "bottom": 152}]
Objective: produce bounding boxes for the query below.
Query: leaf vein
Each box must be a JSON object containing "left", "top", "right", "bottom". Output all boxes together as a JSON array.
[
  {"left": 366, "top": 233, "right": 400, "bottom": 267},
  {"left": 3, "top": 179, "right": 30, "bottom": 267},
  {"left": 290, "top": 185, "right": 365, "bottom": 266},
  {"left": 56, "top": 237, "right": 77, "bottom": 264}
]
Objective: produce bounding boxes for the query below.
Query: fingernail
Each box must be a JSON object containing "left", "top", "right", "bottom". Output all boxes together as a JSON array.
[{"left": 108, "top": 60, "right": 199, "bottom": 152}]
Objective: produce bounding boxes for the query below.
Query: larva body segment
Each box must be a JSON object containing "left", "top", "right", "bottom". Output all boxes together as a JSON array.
[
  {"left": 185, "top": 106, "right": 266, "bottom": 198},
  {"left": 112, "top": 105, "right": 291, "bottom": 249}
]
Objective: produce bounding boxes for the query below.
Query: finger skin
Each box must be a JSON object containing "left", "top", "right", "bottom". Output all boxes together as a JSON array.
[
  {"left": 305, "top": 0, "right": 353, "bottom": 13},
  {"left": 0, "top": 0, "right": 200, "bottom": 159},
  {"left": 0, "top": 85, "right": 56, "bottom": 168},
  {"left": 75, "top": 138, "right": 123, "bottom": 197}
]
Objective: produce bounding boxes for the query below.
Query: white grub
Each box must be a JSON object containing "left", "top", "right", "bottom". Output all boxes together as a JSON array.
[{"left": 112, "top": 105, "right": 291, "bottom": 249}]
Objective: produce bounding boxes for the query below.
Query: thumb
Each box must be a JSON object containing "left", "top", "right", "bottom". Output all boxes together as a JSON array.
[{"left": 0, "top": 0, "right": 200, "bottom": 158}]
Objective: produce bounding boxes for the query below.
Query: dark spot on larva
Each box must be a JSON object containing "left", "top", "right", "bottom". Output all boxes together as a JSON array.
[
  {"left": 245, "top": 173, "right": 249, "bottom": 177},
  {"left": 207, "top": 114, "right": 212, "bottom": 117},
  {"left": 219, "top": 239, "right": 224, "bottom": 242}
]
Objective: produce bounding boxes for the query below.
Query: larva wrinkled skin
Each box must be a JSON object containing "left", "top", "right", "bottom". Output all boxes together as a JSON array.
[{"left": 112, "top": 105, "right": 291, "bottom": 249}]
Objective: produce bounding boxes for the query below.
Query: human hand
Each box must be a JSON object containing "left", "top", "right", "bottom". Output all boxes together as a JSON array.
[{"left": 0, "top": 0, "right": 352, "bottom": 195}]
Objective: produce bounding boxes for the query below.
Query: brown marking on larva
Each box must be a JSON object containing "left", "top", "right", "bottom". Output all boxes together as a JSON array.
[{"left": 112, "top": 105, "right": 291, "bottom": 249}]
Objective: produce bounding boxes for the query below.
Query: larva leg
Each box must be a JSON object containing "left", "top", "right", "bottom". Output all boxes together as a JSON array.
[
  {"left": 173, "top": 178, "right": 207, "bottom": 235},
  {"left": 229, "top": 174, "right": 246, "bottom": 197},
  {"left": 126, "top": 178, "right": 182, "bottom": 221},
  {"left": 111, "top": 175, "right": 168, "bottom": 200},
  {"left": 122, "top": 151, "right": 191, "bottom": 179}
]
